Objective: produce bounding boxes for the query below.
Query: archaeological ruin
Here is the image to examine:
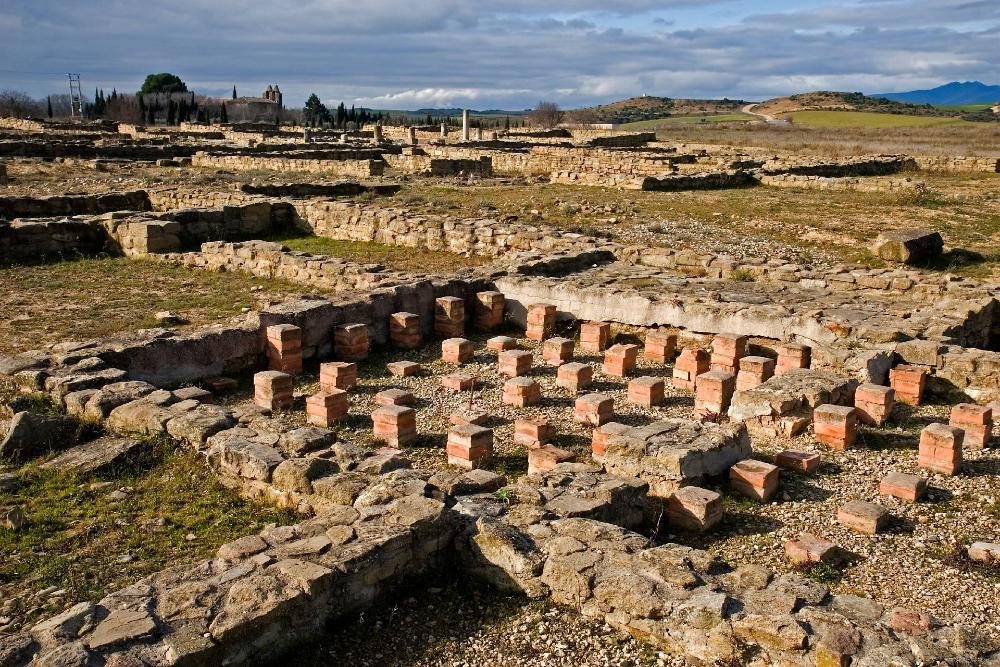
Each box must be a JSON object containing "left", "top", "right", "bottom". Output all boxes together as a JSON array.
[{"left": 0, "top": 111, "right": 998, "bottom": 666}]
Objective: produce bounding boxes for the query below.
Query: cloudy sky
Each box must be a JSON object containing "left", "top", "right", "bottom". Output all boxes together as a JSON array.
[{"left": 0, "top": 0, "right": 997, "bottom": 110}]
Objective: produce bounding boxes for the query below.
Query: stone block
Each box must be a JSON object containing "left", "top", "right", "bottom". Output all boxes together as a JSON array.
[
  {"left": 265, "top": 324, "right": 302, "bottom": 375},
  {"left": 837, "top": 500, "right": 889, "bottom": 534},
  {"left": 889, "top": 364, "right": 926, "bottom": 406},
  {"left": 784, "top": 532, "right": 843, "bottom": 565},
  {"left": 672, "top": 347, "right": 710, "bottom": 391},
  {"left": 498, "top": 350, "right": 532, "bottom": 377},
  {"left": 389, "top": 312, "right": 421, "bottom": 349},
  {"left": 320, "top": 361, "right": 357, "bottom": 391},
  {"left": 694, "top": 370, "right": 736, "bottom": 419},
  {"left": 306, "top": 389, "right": 347, "bottom": 427},
  {"left": 486, "top": 336, "right": 516, "bottom": 351},
  {"left": 644, "top": 329, "right": 677, "bottom": 364},
  {"left": 386, "top": 360, "right": 421, "bottom": 377},
  {"left": 627, "top": 376, "right": 665, "bottom": 407},
  {"left": 711, "top": 333, "right": 747, "bottom": 374},
  {"left": 334, "top": 323, "right": 369, "bottom": 362},
  {"left": 855, "top": 383, "right": 894, "bottom": 427},
  {"left": 525, "top": 303, "right": 556, "bottom": 341},
  {"left": 372, "top": 405, "right": 417, "bottom": 447},
  {"left": 813, "top": 404, "right": 858, "bottom": 450},
  {"left": 527, "top": 444, "right": 573, "bottom": 475},
  {"left": 502, "top": 378, "right": 541, "bottom": 407},
  {"left": 591, "top": 422, "right": 631, "bottom": 462},
  {"left": 873, "top": 229, "right": 943, "bottom": 264},
  {"left": 580, "top": 321, "right": 610, "bottom": 353},
  {"left": 435, "top": 296, "right": 465, "bottom": 338},
  {"left": 514, "top": 416, "right": 552, "bottom": 448},
  {"left": 730, "top": 459, "right": 778, "bottom": 502},
  {"left": 774, "top": 450, "right": 821, "bottom": 473},
  {"left": 446, "top": 424, "right": 493, "bottom": 469},
  {"left": 253, "top": 371, "right": 292, "bottom": 411},
  {"left": 556, "top": 362, "right": 593, "bottom": 392},
  {"left": 950, "top": 403, "right": 992, "bottom": 450},
  {"left": 442, "top": 337, "right": 474, "bottom": 363},
  {"left": 968, "top": 542, "right": 1000, "bottom": 563},
  {"left": 776, "top": 343, "right": 810, "bottom": 375},
  {"left": 203, "top": 377, "right": 238, "bottom": 394},
  {"left": 736, "top": 356, "right": 775, "bottom": 392},
  {"left": 474, "top": 291, "right": 505, "bottom": 330},
  {"left": 918, "top": 423, "right": 963, "bottom": 475},
  {"left": 542, "top": 337, "right": 574, "bottom": 366},
  {"left": 573, "top": 393, "right": 614, "bottom": 426},
  {"left": 603, "top": 343, "right": 639, "bottom": 377},
  {"left": 374, "top": 389, "right": 414, "bottom": 406},
  {"left": 449, "top": 409, "right": 488, "bottom": 427},
  {"left": 879, "top": 471, "right": 927, "bottom": 502},
  {"left": 667, "top": 486, "right": 722, "bottom": 532},
  {"left": 441, "top": 373, "right": 475, "bottom": 391}
]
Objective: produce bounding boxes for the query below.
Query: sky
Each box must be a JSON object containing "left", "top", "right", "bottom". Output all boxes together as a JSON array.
[{"left": 0, "top": 0, "right": 997, "bottom": 110}]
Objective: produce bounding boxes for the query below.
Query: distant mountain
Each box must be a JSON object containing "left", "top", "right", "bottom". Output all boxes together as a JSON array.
[{"left": 871, "top": 81, "right": 1000, "bottom": 105}]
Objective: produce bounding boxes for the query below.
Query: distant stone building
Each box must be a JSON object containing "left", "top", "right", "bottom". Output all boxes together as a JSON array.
[
  {"left": 227, "top": 85, "right": 284, "bottom": 123},
  {"left": 263, "top": 84, "right": 283, "bottom": 107}
]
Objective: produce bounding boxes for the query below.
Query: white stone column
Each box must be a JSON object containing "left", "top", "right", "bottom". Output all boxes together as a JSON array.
[
  {"left": 373, "top": 124, "right": 383, "bottom": 143},
  {"left": 462, "top": 109, "right": 470, "bottom": 141},
  {"left": 440, "top": 122, "right": 447, "bottom": 138},
  {"left": 476, "top": 127, "right": 483, "bottom": 141},
  {"left": 408, "top": 126, "right": 417, "bottom": 145}
]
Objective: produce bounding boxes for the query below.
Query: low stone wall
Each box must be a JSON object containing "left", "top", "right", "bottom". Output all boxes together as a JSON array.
[
  {"left": 0, "top": 218, "right": 109, "bottom": 263},
  {"left": 761, "top": 155, "right": 917, "bottom": 177},
  {"left": 0, "top": 190, "right": 150, "bottom": 218},
  {"left": 238, "top": 182, "right": 400, "bottom": 198},
  {"left": 639, "top": 170, "right": 757, "bottom": 191},
  {"left": 383, "top": 154, "right": 492, "bottom": 176},
  {"left": 424, "top": 144, "right": 676, "bottom": 178},
  {"left": 760, "top": 173, "right": 925, "bottom": 193},
  {"left": 915, "top": 155, "right": 1000, "bottom": 173},
  {"left": 191, "top": 154, "right": 385, "bottom": 177}
]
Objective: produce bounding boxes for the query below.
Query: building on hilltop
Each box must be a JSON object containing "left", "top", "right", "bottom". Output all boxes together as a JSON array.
[
  {"left": 263, "top": 84, "right": 283, "bottom": 107},
  {"left": 226, "top": 84, "right": 284, "bottom": 123}
]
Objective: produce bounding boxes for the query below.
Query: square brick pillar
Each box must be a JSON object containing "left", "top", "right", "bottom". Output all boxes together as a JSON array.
[
  {"left": 527, "top": 444, "right": 573, "bottom": 475},
  {"left": 855, "top": 383, "right": 894, "bottom": 427},
  {"left": 498, "top": 350, "right": 533, "bottom": 377},
  {"left": 474, "top": 291, "right": 505, "bottom": 330},
  {"left": 813, "top": 404, "right": 858, "bottom": 450},
  {"left": 525, "top": 303, "right": 556, "bottom": 341},
  {"left": 644, "top": 329, "right": 677, "bottom": 364},
  {"left": 502, "top": 378, "right": 541, "bottom": 407},
  {"left": 542, "top": 337, "right": 574, "bottom": 366},
  {"left": 879, "top": 471, "right": 927, "bottom": 502},
  {"left": 435, "top": 296, "right": 465, "bottom": 338},
  {"left": 776, "top": 342, "right": 810, "bottom": 375},
  {"left": 487, "top": 336, "right": 517, "bottom": 351},
  {"left": 730, "top": 459, "right": 779, "bottom": 502},
  {"left": 889, "top": 364, "right": 927, "bottom": 406},
  {"left": 603, "top": 343, "right": 639, "bottom": 377},
  {"left": 837, "top": 500, "right": 889, "bottom": 534},
  {"left": 320, "top": 361, "right": 357, "bottom": 391},
  {"left": 710, "top": 333, "right": 747, "bottom": 374},
  {"left": 627, "top": 376, "right": 665, "bottom": 407},
  {"left": 334, "top": 323, "right": 369, "bottom": 362},
  {"left": 514, "top": 416, "right": 552, "bottom": 447},
  {"left": 254, "top": 370, "right": 293, "bottom": 411},
  {"left": 265, "top": 324, "right": 302, "bottom": 375},
  {"left": 591, "top": 422, "right": 630, "bottom": 462},
  {"left": 694, "top": 370, "right": 735, "bottom": 420},
  {"left": 573, "top": 393, "right": 614, "bottom": 426},
  {"left": 389, "top": 312, "right": 421, "bottom": 349},
  {"left": 446, "top": 424, "right": 493, "bottom": 469},
  {"left": 950, "top": 403, "right": 992, "bottom": 450},
  {"left": 442, "top": 337, "right": 475, "bottom": 363},
  {"left": 918, "top": 423, "right": 963, "bottom": 475},
  {"left": 672, "top": 347, "right": 710, "bottom": 391},
  {"left": 373, "top": 405, "right": 417, "bottom": 447},
  {"left": 306, "top": 389, "right": 348, "bottom": 427},
  {"left": 441, "top": 373, "right": 475, "bottom": 391},
  {"left": 667, "top": 487, "right": 723, "bottom": 532},
  {"left": 579, "top": 321, "right": 610, "bottom": 354},
  {"left": 784, "top": 533, "right": 843, "bottom": 565},
  {"left": 735, "top": 356, "right": 775, "bottom": 392},
  {"left": 556, "top": 362, "right": 593, "bottom": 392}
]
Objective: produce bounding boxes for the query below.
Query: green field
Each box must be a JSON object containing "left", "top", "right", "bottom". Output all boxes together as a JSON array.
[
  {"left": 621, "top": 113, "right": 754, "bottom": 130},
  {"left": 785, "top": 110, "right": 973, "bottom": 128},
  {"left": 934, "top": 103, "right": 993, "bottom": 112}
]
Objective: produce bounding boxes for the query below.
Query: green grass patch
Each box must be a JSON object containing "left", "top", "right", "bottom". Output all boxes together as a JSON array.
[
  {"left": 621, "top": 113, "right": 754, "bottom": 130},
  {"left": 786, "top": 110, "right": 973, "bottom": 128}
]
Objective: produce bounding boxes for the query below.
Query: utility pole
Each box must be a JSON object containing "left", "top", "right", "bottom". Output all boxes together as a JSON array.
[{"left": 67, "top": 73, "right": 83, "bottom": 120}]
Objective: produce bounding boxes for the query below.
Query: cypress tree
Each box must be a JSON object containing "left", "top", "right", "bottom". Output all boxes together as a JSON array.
[
  {"left": 47, "top": 96, "right": 53, "bottom": 118},
  {"left": 220, "top": 102, "right": 228, "bottom": 123},
  {"left": 232, "top": 86, "right": 237, "bottom": 100}
]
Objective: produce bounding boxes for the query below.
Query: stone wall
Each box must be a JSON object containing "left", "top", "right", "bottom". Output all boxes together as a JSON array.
[
  {"left": 915, "top": 155, "right": 1000, "bottom": 173},
  {"left": 760, "top": 174, "right": 925, "bottom": 193},
  {"left": 761, "top": 155, "right": 917, "bottom": 177},
  {"left": 191, "top": 153, "right": 385, "bottom": 177},
  {"left": 0, "top": 218, "right": 109, "bottom": 263},
  {"left": 0, "top": 190, "right": 150, "bottom": 218},
  {"left": 383, "top": 155, "right": 493, "bottom": 176}
]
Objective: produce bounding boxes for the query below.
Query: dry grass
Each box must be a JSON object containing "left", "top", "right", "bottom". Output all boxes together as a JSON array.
[{"left": 267, "top": 233, "right": 490, "bottom": 274}]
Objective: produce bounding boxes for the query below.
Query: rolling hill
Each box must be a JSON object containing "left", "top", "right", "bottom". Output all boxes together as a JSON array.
[
  {"left": 871, "top": 81, "right": 1000, "bottom": 105},
  {"left": 753, "top": 91, "right": 953, "bottom": 118},
  {"left": 567, "top": 96, "right": 747, "bottom": 124}
]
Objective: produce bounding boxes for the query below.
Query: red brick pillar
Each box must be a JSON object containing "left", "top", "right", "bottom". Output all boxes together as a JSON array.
[
  {"left": 265, "top": 324, "right": 302, "bottom": 375},
  {"left": 579, "top": 321, "right": 610, "bottom": 354},
  {"left": 813, "top": 404, "right": 858, "bottom": 450},
  {"left": 950, "top": 403, "right": 992, "bottom": 450},
  {"left": 389, "top": 312, "right": 421, "bottom": 349},
  {"left": 694, "top": 370, "right": 735, "bottom": 419},
  {"left": 603, "top": 343, "right": 639, "bottom": 377},
  {"left": 542, "top": 337, "right": 574, "bottom": 366},
  {"left": 672, "top": 347, "right": 709, "bottom": 391},
  {"left": 573, "top": 393, "right": 614, "bottom": 426},
  {"left": 735, "top": 356, "right": 775, "bottom": 392},
  {"left": 446, "top": 424, "right": 493, "bottom": 469},
  {"left": 320, "top": 361, "right": 357, "bottom": 391},
  {"left": 710, "top": 333, "right": 747, "bottom": 374},
  {"left": 502, "top": 378, "right": 541, "bottom": 407},
  {"left": 442, "top": 337, "right": 474, "bottom": 363},
  {"left": 498, "top": 350, "right": 533, "bottom": 377},
  {"left": 373, "top": 405, "right": 417, "bottom": 447},
  {"left": 525, "top": 303, "right": 555, "bottom": 341},
  {"left": 918, "top": 423, "right": 963, "bottom": 475},
  {"left": 514, "top": 416, "right": 552, "bottom": 447},
  {"left": 889, "top": 364, "right": 927, "bottom": 406},
  {"left": 254, "top": 370, "right": 293, "bottom": 411},
  {"left": 474, "top": 291, "right": 505, "bottom": 330},
  {"left": 627, "top": 376, "right": 665, "bottom": 407},
  {"left": 776, "top": 342, "right": 810, "bottom": 375},
  {"left": 334, "top": 323, "right": 368, "bottom": 362},
  {"left": 855, "top": 383, "right": 894, "bottom": 426},
  {"left": 306, "top": 389, "right": 347, "bottom": 427},
  {"left": 644, "top": 329, "right": 676, "bottom": 364},
  {"left": 435, "top": 296, "right": 465, "bottom": 338}
]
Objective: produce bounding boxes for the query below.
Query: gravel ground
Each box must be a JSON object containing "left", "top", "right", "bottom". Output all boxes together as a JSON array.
[{"left": 279, "top": 577, "right": 682, "bottom": 667}]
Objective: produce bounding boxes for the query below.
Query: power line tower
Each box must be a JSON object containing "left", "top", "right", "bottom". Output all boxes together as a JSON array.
[{"left": 67, "top": 73, "right": 83, "bottom": 120}]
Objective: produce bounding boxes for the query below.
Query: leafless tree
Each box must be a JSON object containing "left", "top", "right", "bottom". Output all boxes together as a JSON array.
[
  {"left": 565, "top": 107, "right": 600, "bottom": 126},
  {"left": 530, "top": 101, "right": 563, "bottom": 129},
  {"left": 0, "top": 89, "right": 43, "bottom": 118}
]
